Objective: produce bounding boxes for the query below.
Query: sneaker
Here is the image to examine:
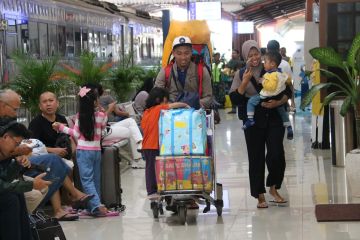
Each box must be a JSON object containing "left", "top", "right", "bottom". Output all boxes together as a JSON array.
[
  {"left": 147, "top": 193, "right": 160, "bottom": 200},
  {"left": 131, "top": 159, "right": 146, "bottom": 169},
  {"left": 287, "top": 126, "right": 293, "bottom": 140},
  {"left": 242, "top": 119, "right": 255, "bottom": 130},
  {"left": 136, "top": 141, "right": 142, "bottom": 153}
]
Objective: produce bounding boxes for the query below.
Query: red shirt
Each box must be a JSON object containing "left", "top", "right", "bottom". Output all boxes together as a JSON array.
[{"left": 141, "top": 104, "right": 169, "bottom": 150}]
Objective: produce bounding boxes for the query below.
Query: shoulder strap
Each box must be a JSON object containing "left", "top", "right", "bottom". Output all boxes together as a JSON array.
[
  {"left": 197, "top": 63, "right": 203, "bottom": 97},
  {"left": 250, "top": 77, "right": 262, "bottom": 93},
  {"left": 165, "top": 62, "right": 174, "bottom": 89}
]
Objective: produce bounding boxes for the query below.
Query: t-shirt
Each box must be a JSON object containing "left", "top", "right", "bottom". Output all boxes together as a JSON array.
[
  {"left": 28, "top": 114, "right": 68, "bottom": 147},
  {"left": 141, "top": 104, "right": 169, "bottom": 150}
]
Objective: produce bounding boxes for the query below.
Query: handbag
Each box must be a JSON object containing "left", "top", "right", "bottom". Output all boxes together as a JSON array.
[
  {"left": 29, "top": 211, "right": 67, "bottom": 240},
  {"left": 55, "top": 133, "right": 72, "bottom": 160},
  {"left": 172, "top": 68, "right": 201, "bottom": 109}
]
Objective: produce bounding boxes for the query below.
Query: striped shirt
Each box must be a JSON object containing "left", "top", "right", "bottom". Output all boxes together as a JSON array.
[{"left": 59, "top": 111, "right": 107, "bottom": 151}]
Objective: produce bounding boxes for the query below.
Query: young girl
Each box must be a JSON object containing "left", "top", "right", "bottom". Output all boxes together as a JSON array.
[
  {"left": 141, "top": 87, "right": 189, "bottom": 199},
  {"left": 53, "top": 85, "right": 117, "bottom": 217}
]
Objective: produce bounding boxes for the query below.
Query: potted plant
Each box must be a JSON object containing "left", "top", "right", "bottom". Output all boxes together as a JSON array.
[
  {"left": 60, "top": 51, "right": 113, "bottom": 87},
  {"left": 301, "top": 33, "right": 360, "bottom": 196},
  {"left": 106, "top": 53, "right": 146, "bottom": 102},
  {"left": 9, "top": 51, "right": 67, "bottom": 118}
]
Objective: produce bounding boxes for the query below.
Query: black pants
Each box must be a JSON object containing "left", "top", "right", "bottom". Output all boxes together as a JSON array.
[
  {"left": 143, "top": 149, "right": 159, "bottom": 195},
  {"left": 244, "top": 124, "right": 285, "bottom": 198},
  {"left": 0, "top": 192, "right": 32, "bottom": 240}
]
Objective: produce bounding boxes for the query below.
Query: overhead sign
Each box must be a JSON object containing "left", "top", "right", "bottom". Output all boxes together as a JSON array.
[
  {"left": 234, "top": 21, "right": 254, "bottom": 34},
  {"left": 189, "top": 2, "right": 221, "bottom": 21}
]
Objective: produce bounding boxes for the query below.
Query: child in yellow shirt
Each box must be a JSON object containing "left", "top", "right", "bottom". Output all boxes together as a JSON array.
[{"left": 243, "top": 51, "right": 293, "bottom": 140}]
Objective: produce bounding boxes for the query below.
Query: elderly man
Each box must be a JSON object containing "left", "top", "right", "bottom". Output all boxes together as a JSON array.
[
  {"left": 155, "top": 35, "right": 213, "bottom": 109},
  {"left": 0, "top": 117, "right": 51, "bottom": 240},
  {"left": 0, "top": 89, "right": 90, "bottom": 221}
]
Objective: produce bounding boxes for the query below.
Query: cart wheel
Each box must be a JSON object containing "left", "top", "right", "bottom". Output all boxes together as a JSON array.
[
  {"left": 159, "top": 203, "right": 164, "bottom": 215},
  {"left": 216, "top": 206, "right": 223, "bottom": 217},
  {"left": 151, "top": 202, "right": 159, "bottom": 219},
  {"left": 178, "top": 206, "right": 187, "bottom": 225}
]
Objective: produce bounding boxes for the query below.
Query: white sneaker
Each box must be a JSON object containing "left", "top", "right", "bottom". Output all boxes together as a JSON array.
[
  {"left": 131, "top": 159, "right": 145, "bottom": 169},
  {"left": 136, "top": 141, "right": 143, "bottom": 152}
]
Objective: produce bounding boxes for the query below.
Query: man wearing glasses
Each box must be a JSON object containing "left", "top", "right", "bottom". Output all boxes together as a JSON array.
[
  {"left": 0, "top": 89, "right": 81, "bottom": 221},
  {"left": 0, "top": 117, "right": 51, "bottom": 240}
]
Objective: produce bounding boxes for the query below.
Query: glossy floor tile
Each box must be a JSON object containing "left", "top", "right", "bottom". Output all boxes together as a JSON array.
[{"left": 61, "top": 109, "right": 360, "bottom": 240}]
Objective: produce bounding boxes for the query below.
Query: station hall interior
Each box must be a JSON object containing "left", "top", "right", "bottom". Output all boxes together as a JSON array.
[{"left": 1, "top": 0, "right": 360, "bottom": 239}]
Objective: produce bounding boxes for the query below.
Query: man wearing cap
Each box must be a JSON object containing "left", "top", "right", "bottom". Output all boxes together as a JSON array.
[{"left": 154, "top": 36, "right": 213, "bottom": 108}]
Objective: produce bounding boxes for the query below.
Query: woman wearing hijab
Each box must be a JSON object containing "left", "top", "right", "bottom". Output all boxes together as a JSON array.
[{"left": 229, "top": 40, "right": 292, "bottom": 208}]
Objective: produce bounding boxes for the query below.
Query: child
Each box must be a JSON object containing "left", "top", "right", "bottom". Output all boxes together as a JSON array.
[
  {"left": 242, "top": 51, "right": 294, "bottom": 140},
  {"left": 53, "top": 85, "right": 118, "bottom": 217},
  {"left": 141, "top": 87, "right": 189, "bottom": 199}
]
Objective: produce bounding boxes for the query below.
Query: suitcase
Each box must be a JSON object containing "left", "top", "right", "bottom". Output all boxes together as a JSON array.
[{"left": 101, "top": 146, "right": 123, "bottom": 209}]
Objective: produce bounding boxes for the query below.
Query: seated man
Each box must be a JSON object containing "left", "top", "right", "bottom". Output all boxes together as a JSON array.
[
  {"left": 0, "top": 117, "right": 51, "bottom": 240},
  {"left": 99, "top": 89, "right": 129, "bottom": 122},
  {"left": 0, "top": 89, "right": 89, "bottom": 220}
]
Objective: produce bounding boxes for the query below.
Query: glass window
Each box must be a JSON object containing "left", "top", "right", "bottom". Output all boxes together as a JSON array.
[
  {"left": 39, "top": 23, "right": 48, "bottom": 58},
  {"left": 107, "top": 33, "right": 113, "bottom": 59},
  {"left": 65, "top": 26, "right": 74, "bottom": 58},
  {"left": 6, "top": 34, "right": 17, "bottom": 57},
  {"left": 74, "top": 27, "right": 81, "bottom": 57},
  {"left": 100, "top": 32, "right": 107, "bottom": 58},
  {"left": 48, "top": 24, "right": 57, "bottom": 56},
  {"left": 337, "top": 3, "right": 353, "bottom": 12},
  {"left": 356, "top": 3, "right": 360, "bottom": 11},
  {"left": 6, "top": 19, "right": 16, "bottom": 33},
  {"left": 58, "top": 26, "right": 66, "bottom": 57},
  {"left": 82, "top": 29, "right": 88, "bottom": 52},
  {"left": 338, "top": 15, "right": 353, "bottom": 40},
  {"left": 17, "top": 21, "right": 29, "bottom": 54},
  {"left": 93, "top": 31, "right": 100, "bottom": 57},
  {"left": 29, "top": 21, "right": 39, "bottom": 57},
  {"left": 357, "top": 16, "right": 360, "bottom": 34}
]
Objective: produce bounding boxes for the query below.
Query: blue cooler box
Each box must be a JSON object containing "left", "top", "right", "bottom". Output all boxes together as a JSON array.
[{"left": 159, "top": 108, "right": 207, "bottom": 156}]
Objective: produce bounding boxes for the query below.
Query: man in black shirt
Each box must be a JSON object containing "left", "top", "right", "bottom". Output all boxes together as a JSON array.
[{"left": 29, "top": 92, "right": 71, "bottom": 159}]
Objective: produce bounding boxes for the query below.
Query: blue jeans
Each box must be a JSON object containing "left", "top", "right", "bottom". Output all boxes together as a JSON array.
[
  {"left": 247, "top": 94, "right": 290, "bottom": 126},
  {"left": 76, "top": 150, "right": 102, "bottom": 213},
  {"left": 27, "top": 154, "right": 71, "bottom": 207}
]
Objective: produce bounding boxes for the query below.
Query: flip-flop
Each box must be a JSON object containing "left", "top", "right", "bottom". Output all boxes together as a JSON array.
[
  {"left": 269, "top": 199, "right": 288, "bottom": 204},
  {"left": 72, "top": 194, "right": 95, "bottom": 210},
  {"left": 91, "top": 210, "right": 120, "bottom": 218},
  {"left": 257, "top": 202, "right": 268, "bottom": 209},
  {"left": 56, "top": 213, "right": 79, "bottom": 221}
]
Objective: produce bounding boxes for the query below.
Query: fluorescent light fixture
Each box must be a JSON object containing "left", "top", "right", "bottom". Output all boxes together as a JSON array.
[{"left": 235, "top": 21, "right": 254, "bottom": 34}]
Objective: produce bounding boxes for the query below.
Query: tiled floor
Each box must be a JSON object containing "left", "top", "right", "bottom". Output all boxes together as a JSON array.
[{"left": 61, "top": 109, "right": 360, "bottom": 240}]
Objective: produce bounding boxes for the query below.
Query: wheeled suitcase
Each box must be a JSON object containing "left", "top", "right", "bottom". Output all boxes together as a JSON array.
[{"left": 101, "top": 146, "right": 123, "bottom": 209}]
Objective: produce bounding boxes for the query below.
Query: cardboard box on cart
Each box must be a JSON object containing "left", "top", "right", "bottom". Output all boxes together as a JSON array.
[{"left": 155, "top": 156, "right": 213, "bottom": 192}]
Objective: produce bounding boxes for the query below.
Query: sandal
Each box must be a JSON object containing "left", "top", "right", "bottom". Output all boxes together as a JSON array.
[
  {"left": 257, "top": 201, "right": 268, "bottom": 209},
  {"left": 91, "top": 210, "right": 119, "bottom": 217},
  {"left": 72, "top": 194, "right": 95, "bottom": 210},
  {"left": 269, "top": 199, "right": 288, "bottom": 204},
  {"left": 56, "top": 213, "right": 79, "bottom": 221}
]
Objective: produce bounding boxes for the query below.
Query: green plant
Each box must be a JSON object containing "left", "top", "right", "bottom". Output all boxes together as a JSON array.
[
  {"left": 106, "top": 54, "right": 146, "bottom": 102},
  {"left": 301, "top": 33, "right": 360, "bottom": 148},
  {"left": 9, "top": 51, "right": 65, "bottom": 116},
  {"left": 60, "top": 51, "right": 113, "bottom": 86}
]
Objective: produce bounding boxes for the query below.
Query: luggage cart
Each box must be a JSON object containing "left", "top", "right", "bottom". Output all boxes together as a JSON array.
[{"left": 151, "top": 110, "right": 223, "bottom": 224}]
